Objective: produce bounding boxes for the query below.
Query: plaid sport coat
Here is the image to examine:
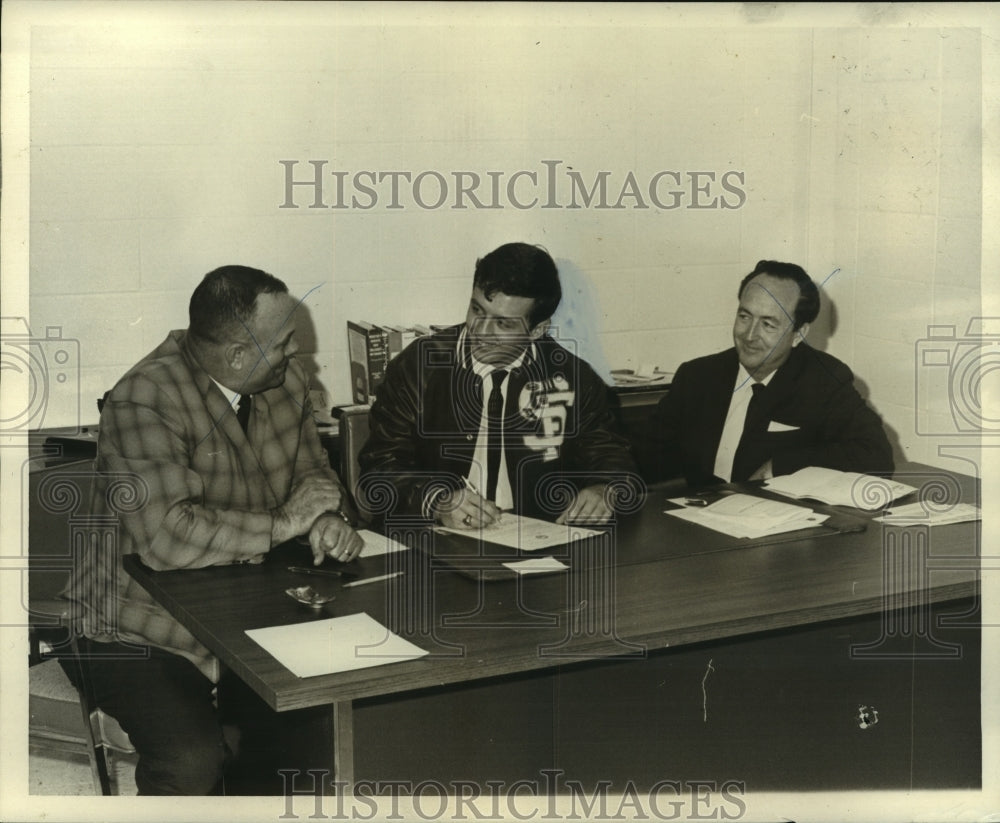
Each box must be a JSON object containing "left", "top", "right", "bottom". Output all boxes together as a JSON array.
[{"left": 63, "top": 330, "right": 338, "bottom": 680}]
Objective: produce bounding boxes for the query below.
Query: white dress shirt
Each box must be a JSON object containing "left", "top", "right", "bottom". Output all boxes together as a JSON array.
[{"left": 713, "top": 365, "right": 775, "bottom": 482}]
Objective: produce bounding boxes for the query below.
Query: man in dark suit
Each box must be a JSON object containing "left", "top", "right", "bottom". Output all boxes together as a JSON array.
[
  {"left": 644, "top": 260, "right": 893, "bottom": 487},
  {"left": 359, "top": 242, "right": 638, "bottom": 528}
]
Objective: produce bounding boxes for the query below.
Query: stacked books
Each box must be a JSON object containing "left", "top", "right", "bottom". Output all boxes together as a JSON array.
[{"left": 346, "top": 322, "right": 433, "bottom": 405}]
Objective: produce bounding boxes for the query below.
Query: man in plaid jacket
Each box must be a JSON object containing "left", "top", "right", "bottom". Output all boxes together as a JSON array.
[{"left": 61, "top": 265, "right": 360, "bottom": 794}]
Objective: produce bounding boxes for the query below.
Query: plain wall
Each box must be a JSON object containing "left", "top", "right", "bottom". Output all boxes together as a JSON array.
[{"left": 21, "top": 9, "right": 985, "bottom": 471}]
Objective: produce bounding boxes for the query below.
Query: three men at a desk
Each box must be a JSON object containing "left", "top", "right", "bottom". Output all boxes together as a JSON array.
[{"left": 61, "top": 249, "right": 892, "bottom": 797}]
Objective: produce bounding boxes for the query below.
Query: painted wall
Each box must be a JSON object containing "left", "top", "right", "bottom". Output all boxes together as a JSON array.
[{"left": 17, "top": 6, "right": 987, "bottom": 471}]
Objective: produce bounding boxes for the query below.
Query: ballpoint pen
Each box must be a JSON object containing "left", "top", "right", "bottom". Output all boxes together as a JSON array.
[
  {"left": 462, "top": 477, "right": 501, "bottom": 524},
  {"left": 287, "top": 565, "right": 359, "bottom": 581}
]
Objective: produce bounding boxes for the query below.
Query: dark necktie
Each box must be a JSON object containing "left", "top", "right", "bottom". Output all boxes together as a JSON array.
[
  {"left": 731, "top": 382, "right": 767, "bottom": 481},
  {"left": 485, "top": 370, "right": 507, "bottom": 501},
  {"left": 236, "top": 394, "right": 252, "bottom": 434}
]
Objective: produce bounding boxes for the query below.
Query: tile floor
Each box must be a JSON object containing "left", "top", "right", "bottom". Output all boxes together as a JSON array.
[{"left": 28, "top": 748, "right": 138, "bottom": 796}]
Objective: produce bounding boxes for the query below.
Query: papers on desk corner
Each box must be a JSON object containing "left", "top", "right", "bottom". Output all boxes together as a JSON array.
[
  {"left": 437, "top": 513, "right": 601, "bottom": 551},
  {"left": 764, "top": 467, "right": 917, "bottom": 510},
  {"left": 667, "top": 493, "right": 828, "bottom": 539},
  {"left": 502, "top": 557, "right": 569, "bottom": 575},
  {"left": 880, "top": 502, "right": 981, "bottom": 527},
  {"left": 357, "top": 529, "right": 410, "bottom": 557},
  {"left": 245, "top": 612, "right": 427, "bottom": 679}
]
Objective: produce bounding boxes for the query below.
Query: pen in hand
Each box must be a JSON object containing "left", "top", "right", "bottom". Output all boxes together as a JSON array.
[{"left": 462, "top": 477, "right": 502, "bottom": 525}]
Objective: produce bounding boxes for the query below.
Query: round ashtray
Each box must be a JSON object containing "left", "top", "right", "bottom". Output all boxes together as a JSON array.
[{"left": 285, "top": 585, "right": 335, "bottom": 609}]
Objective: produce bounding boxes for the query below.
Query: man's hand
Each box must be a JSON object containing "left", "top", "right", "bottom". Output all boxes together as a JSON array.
[
  {"left": 748, "top": 460, "right": 774, "bottom": 481},
  {"left": 308, "top": 514, "right": 364, "bottom": 565},
  {"left": 271, "top": 476, "right": 342, "bottom": 545},
  {"left": 434, "top": 487, "right": 502, "bottom": 529},
  {"left": 556, "top": 483, "right": 614, "bottom": 525}
]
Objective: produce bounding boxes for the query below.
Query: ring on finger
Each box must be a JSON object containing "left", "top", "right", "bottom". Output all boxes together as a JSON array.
[{"left": 463, "top": 514, "right": 473, "bottom": 527}]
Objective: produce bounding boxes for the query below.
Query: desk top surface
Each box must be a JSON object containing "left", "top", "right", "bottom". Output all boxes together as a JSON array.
[{"left": 122, "top": 463, "right": 980, "bottom": 711}]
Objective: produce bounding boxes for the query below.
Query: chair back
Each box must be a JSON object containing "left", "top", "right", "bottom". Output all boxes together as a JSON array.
[{"left": 339, "top": 407, "right": 372, "bottom": 523}]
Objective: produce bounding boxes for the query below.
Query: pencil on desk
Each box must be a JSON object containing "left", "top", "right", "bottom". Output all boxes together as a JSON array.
[{"left": 342, "top": 571, "right": 404, "bottom": 588}]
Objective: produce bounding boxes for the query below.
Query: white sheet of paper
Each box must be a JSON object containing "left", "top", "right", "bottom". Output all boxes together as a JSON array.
[
  {"left": 437, "top": 513, "right": 601, "bottom": 551},
  {"left": 357, "top": 529, "right": 410, "bottom": 557},
  {"left": 245, "top": 612, "right": 428, "bottom": 678},
  {"left": 881, "top": 502, "right": 981, "bottom": 527},
  {"left": 502, "top": 557, "right": 569, "bottom": 575},
  {"left": 666, "top": 503, "right": 829, "bottom": 539},
  {"left": 764, "top": 467, "right": 917, "bottom": 509}
]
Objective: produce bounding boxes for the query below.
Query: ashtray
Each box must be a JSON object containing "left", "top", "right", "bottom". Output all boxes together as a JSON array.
[{"left": 285, "top": 585, "right": 336, "bottom": 609}]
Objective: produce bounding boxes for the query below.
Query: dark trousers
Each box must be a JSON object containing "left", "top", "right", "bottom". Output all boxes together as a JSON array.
[{"left": 60, "top": 637, "right": 333, "bottom": 795}]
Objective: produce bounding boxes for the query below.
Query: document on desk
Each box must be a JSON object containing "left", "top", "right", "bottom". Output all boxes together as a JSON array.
[
  {"left": 502, "top": 557, "right": 570, "bottom": 575},
  {"left": 667, "top": 493, "right": 829, "bottom": 539},
  {"left": 437, "top": 514, "right": 601, "bottom": 551},
  {"left": 880, "top": 502, "right": 981, "bottom": 527},
  {"left": 358, "top": 529, "right": 410, "bottom": 557},
  {"left": 764, "top": 467, "right": 917, "bottom": 510},
  {"left": 245, "top": 612, "right": 428, "bottom": 678}
]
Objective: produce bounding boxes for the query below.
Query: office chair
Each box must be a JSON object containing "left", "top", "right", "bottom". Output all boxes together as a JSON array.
[
  {"left": 29, "top": 602, "right": 136, "bottom": 795},
  {"left": 338, "top": 406, "right": 372, "bottom": 523},
  {"left": 27, "top": 460, "right": 135, "bottom": 795}
]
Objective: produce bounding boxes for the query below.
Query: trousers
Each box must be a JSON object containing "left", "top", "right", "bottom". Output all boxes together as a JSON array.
[{"left": 60, "top": 637, "right": 333, "bottom": 795}]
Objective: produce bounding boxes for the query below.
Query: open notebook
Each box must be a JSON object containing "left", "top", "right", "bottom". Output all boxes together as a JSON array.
[{"left": 764, "top": 467, "right": 916, "bottom": 510}]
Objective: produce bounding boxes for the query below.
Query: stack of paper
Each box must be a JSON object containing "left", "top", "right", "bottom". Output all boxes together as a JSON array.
[
  {"left": 880, "top": 502, "right": 981, "bottom": 527},
  {"left": 667, "top": 493, "right": 828, "bottom": 538},
  {"left": 502, "top": 557, "right": 569, "bottom": 575},
  {"left": 764, "top": 467, "right": 916, "bottom": 510},
  {"left": 437, "top": 513, "right": 601, "bottom": 552}
]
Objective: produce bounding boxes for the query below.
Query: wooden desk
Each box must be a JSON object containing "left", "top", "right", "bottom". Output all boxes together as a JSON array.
[{"left": 122, "top": 463, "right": 981, "bottom": 792}]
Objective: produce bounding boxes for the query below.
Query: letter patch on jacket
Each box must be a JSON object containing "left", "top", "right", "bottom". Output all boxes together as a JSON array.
[{"left": 519, "top": 375, "right": 575, "bottom": 461}]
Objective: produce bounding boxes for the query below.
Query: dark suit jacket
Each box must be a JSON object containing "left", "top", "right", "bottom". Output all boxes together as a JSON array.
[
  {"left": 359, "top": 325, "right": 638, "bottom": 520},
  {"left": 643, "top": 344, "right": 894, "bottom": 487}
]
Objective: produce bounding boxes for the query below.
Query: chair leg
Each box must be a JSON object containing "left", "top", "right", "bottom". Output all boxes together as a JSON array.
[{"left": 67, "top": 635, "right": 117, "bottom": 795}]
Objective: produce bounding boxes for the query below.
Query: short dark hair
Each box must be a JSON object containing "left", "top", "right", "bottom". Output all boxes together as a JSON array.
[
  {"left": 473, "top": 243, "right": 561, "bottom": 328},
  {"left": 738, "top": 260, "right": 820, "bottom": 330},
  {"left": 189, "top": 265, "right": 288, "bottom": 344}
]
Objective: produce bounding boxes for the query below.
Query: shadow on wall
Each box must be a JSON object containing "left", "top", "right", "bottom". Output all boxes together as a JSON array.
[
  {"left": 809, "top": 287, "right": 906, "bottom": 467},
  {"left": 550, "top": 259, "right": 614, "bottom": 385},
  {"left": 293, "top": 295, "right": 323, "bottom": 392},
  {"left": 806, "top": 285, "right": 836, "bottom": 352}
]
